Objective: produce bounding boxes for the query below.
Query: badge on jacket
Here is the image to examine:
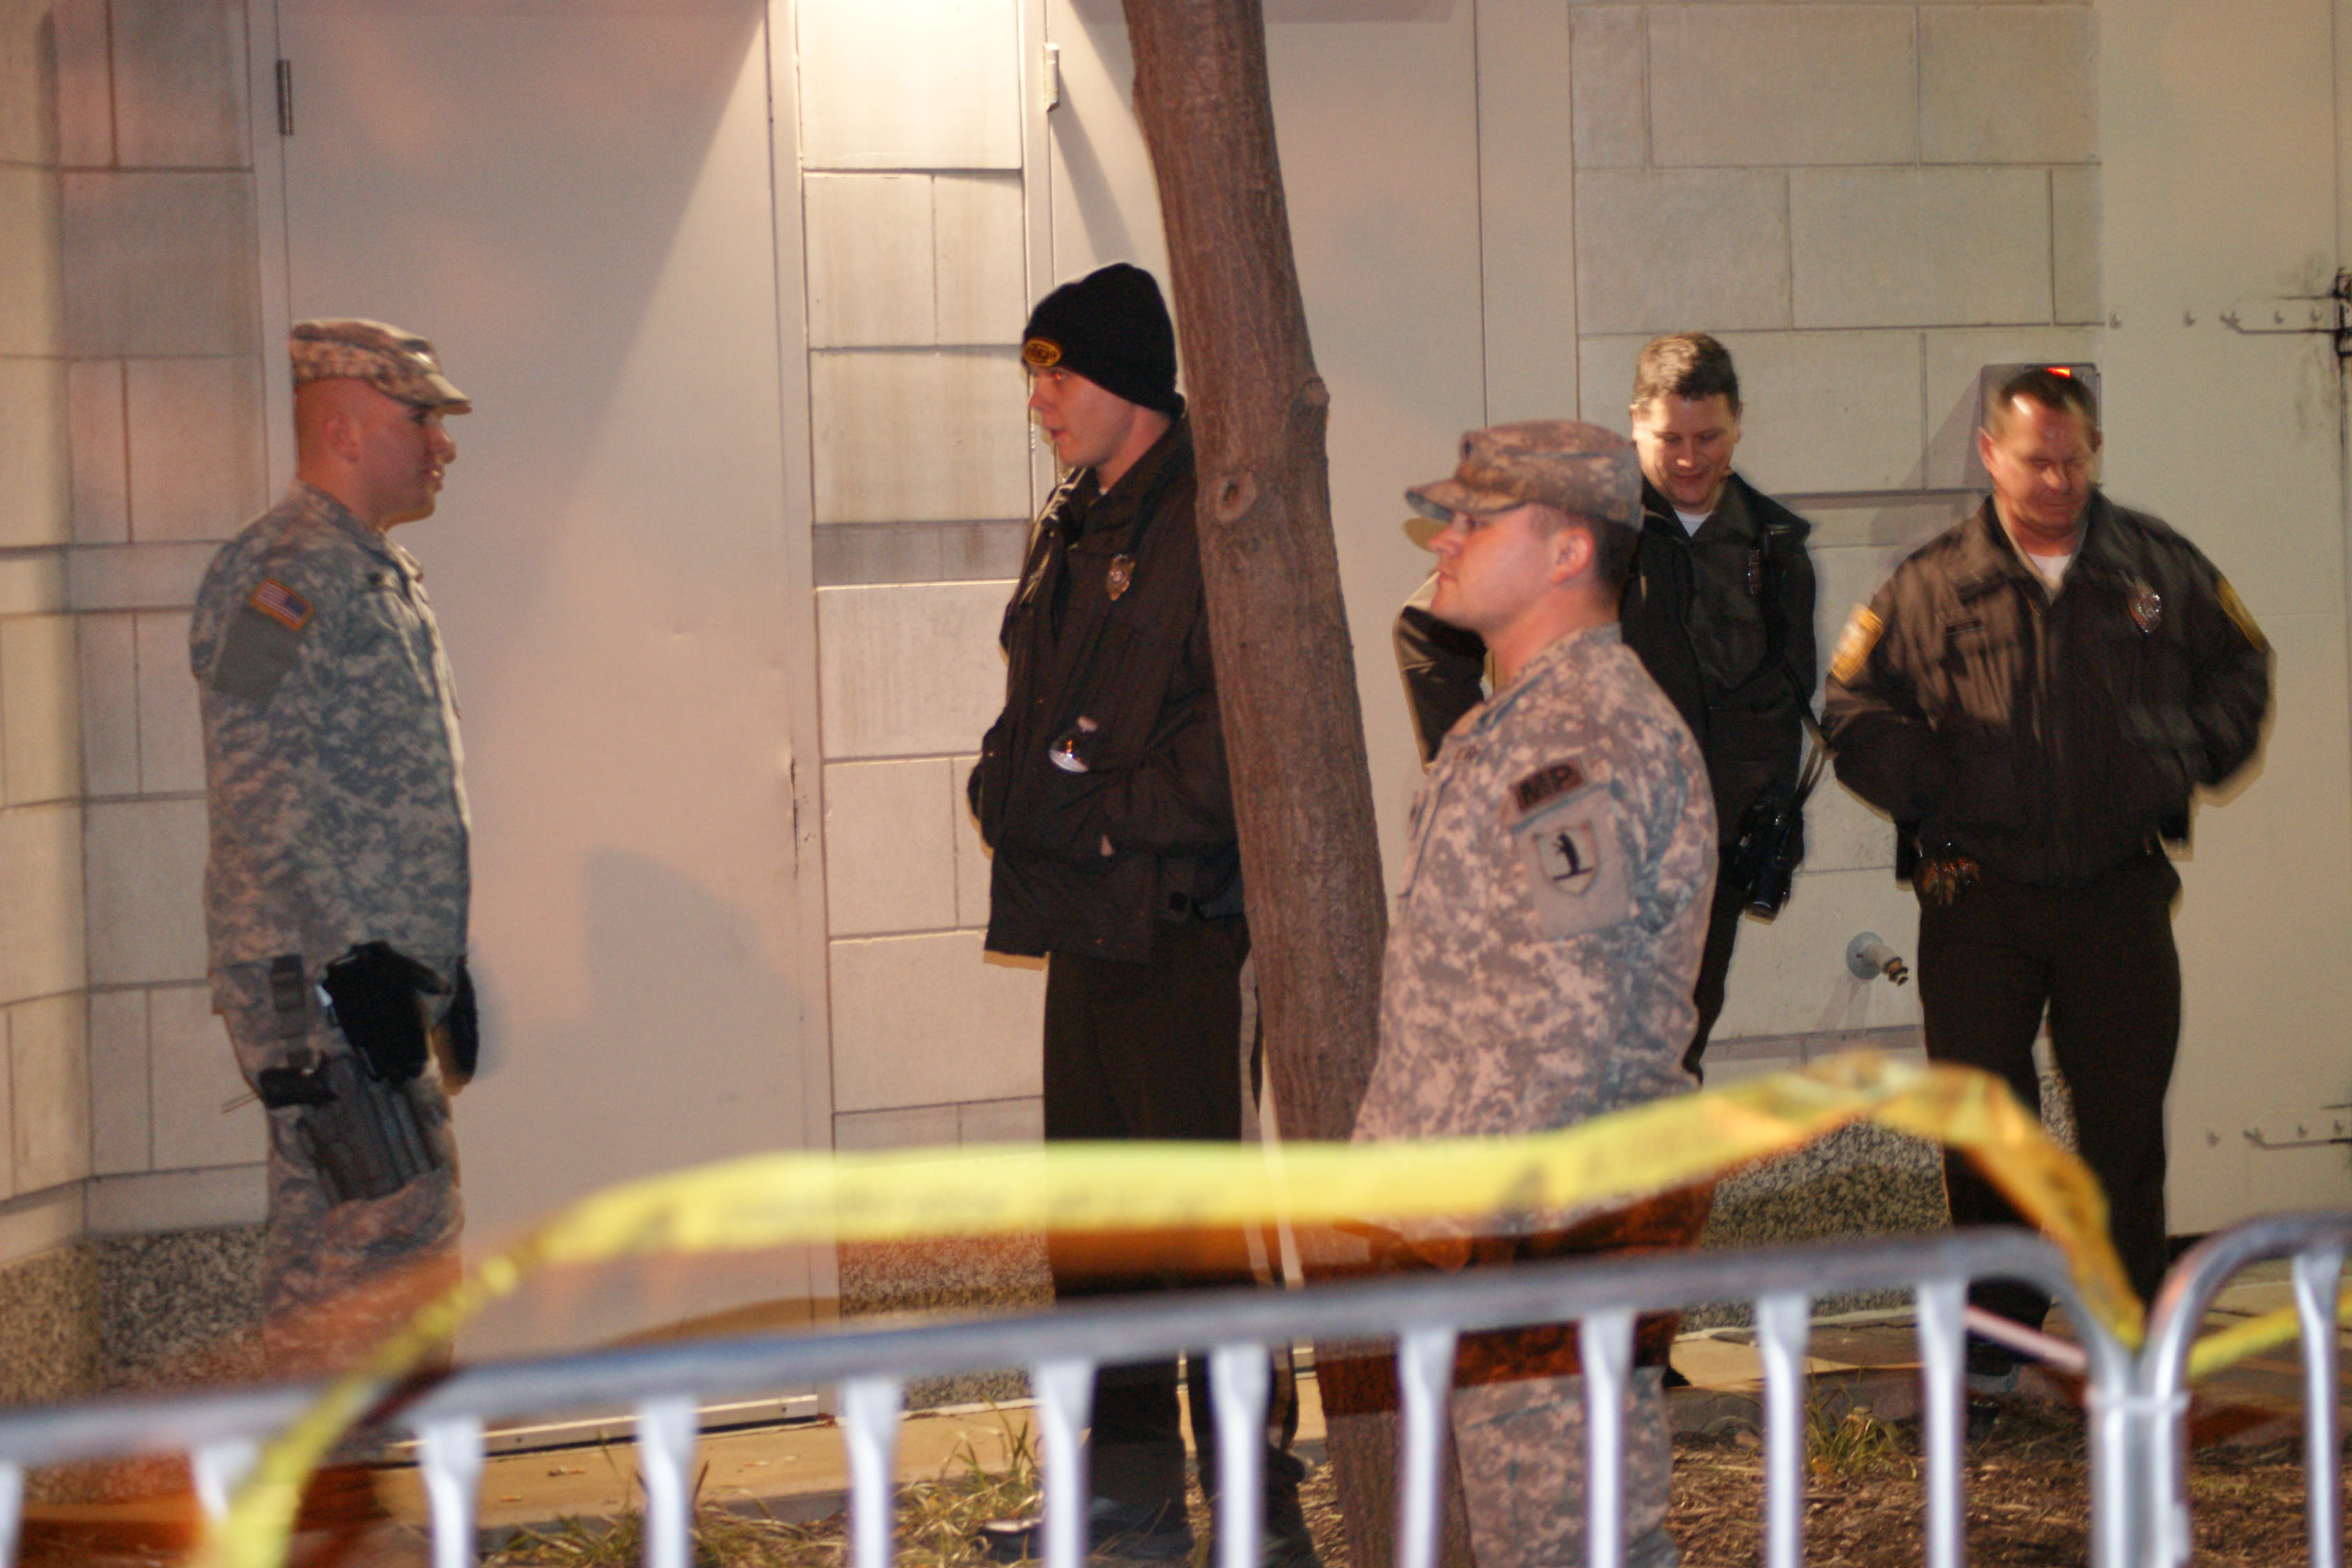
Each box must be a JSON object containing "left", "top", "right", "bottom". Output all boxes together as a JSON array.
[
  {"left": 1509, "top": 772, "right": 1629, "bottom": 940},
  {"left": 1106, "top": 553, "right": 1135, "bottom": 601},
  {"left": 2128, "top": 580, "right": 2164, "bottom": 634}
]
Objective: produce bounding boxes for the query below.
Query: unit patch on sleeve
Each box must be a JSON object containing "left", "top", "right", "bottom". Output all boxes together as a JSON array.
[
  {"left": 1511, "top": 786, "right": 1630, "bottom": 939},
  {"left": 1827, "top": 605, "right": 1884, "bottom": 685},
  {"left": 210, "top": 579, "right": 315, "bottom": 703}
]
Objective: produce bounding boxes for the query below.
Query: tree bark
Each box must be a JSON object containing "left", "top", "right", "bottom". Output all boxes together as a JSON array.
[{"left": 1118, "top": 6, "right": 1469, "bottom": 1565}]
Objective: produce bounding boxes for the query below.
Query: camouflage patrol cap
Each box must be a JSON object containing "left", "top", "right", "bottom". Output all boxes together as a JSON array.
[
  {"left": 291, "top": 319, "right": 471, "bottom": 412},
  {"left": 1407, "top": 420, "right": 1640, "bottom": 531}
]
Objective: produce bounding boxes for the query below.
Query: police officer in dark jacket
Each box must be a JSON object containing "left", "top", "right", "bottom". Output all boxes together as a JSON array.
[
  {"left": 967, "top": 264, "right": 1313, "bottom": 1567},
  {"left": 1823, "top": 368, "right": 2271, "bottom": 1380},
  {"left": 1395, "top": 334, "right": 1816, "bottom": 1077}
]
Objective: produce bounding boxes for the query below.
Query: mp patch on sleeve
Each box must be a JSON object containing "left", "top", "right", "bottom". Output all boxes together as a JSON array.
[
  {"left": 210, "top": 582, "right": 313, "bottom": 703},
  {"left": 1511, "top": 785, "right": 1630, "bottom": 939}
]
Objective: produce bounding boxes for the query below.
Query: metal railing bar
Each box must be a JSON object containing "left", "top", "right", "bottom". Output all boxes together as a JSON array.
[
  {"left": 0, "top": 1232, "right": 2097, "bottom": 1472},
  {"left": 1916, "top": 1279, "right": 1966, "bottom": 1568},
  {"left": 419, "top": 1415, "right": 485, "bottom": 1568},
  {"left": 192, "top": 1437, "right": 260, "bottom": 1523},
  {"left": 635, "top": 1394, "right": 698, "bottom": 1568},
  {"left": 1393, "top": 1326, "right": 1456, "bottom": 1568},
  {"left": 2291, "top": 1248, "right": 2344, "bottom": 1568},
  {"left": 1754, "top": 1292, "right": 1812, "bottom": 1568},
  {"left": 1032, "top": 1360, "right": 1094, "bottom": 1568},
  {"left": 841, "top": 1378, "right": 904, "bottom": 1568},
  {"left": 0, "top": 1462, "right": 20, "bottom": 1568},
  {"left": 1580, "top": 1309, "right": 1633, "bottom": 1568},
  {"left": 1210, "top": 1344, "right": 1270, "bottom": 1568}
]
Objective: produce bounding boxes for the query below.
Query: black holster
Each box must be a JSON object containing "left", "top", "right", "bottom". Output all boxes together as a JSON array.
[{"left": 288, "top": 1052, "right": 445, "bottom": 1206}]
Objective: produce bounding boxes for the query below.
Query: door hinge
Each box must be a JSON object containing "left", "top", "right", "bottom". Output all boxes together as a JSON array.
[
  {"left": 275, "top": 59, "right": 294, "bottom": 137},
  {"left": 2219, "top": 271, "right": 2351, "bottom": 361},
  {"left": 1043, "top": 43, "right": 1061, "bottom": 112}
]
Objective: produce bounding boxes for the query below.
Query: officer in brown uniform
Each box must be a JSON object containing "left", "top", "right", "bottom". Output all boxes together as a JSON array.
[
  {"left": 193, "top": 320, "right": 477, "bottom": 1375},
  {"left": 1357, "top": 421, "right": 1716, "bottom": 1568},
  {"left": 968, "top": 266, "right": 1313, "bottom": 1565},
  {"left": 1823, "top": 368, "right": 2271, "bottom": 1386}
]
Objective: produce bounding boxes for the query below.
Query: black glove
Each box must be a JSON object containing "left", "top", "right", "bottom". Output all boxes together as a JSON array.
[
  {"left": 320, "top": 942, "right": 445, "bottom": 1083},
  {"left": 442, "top": 960, "right": 480, "bottom": 1086}
]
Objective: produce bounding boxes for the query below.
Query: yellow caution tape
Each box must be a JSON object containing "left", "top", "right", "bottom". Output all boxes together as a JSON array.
[
  {"left": 204, "top": 1053, "right": 2134, "bottom": 1568},
  {"left": 2184, "top": 1285, "right": 2352, "bottom": 1384}
]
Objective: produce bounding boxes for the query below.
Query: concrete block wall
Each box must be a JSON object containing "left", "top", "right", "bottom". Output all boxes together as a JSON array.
[
  {"left": 7, "top": 0, "right": 269, "bottom": 1285},
  {"left": 797, "top": 0, "right": 1048, "bottom": 1155},
  {"left": 1560, "top": 1, "right": 2102, "bottom": 1047}
]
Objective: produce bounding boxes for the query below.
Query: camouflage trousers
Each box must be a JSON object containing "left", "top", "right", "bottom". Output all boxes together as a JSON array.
[
  {"left": 219, "top": 968, "right": 463, "bottom": 1378},
  {"left": 1452, "top": 1367, "right": 1677, "bottom": 1568}
]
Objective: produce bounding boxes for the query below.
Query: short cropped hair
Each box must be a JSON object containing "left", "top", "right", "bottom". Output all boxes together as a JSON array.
[
  {"left": 1630, "top": 333, "right": 1741, "bottom": 414},
  {"left": 1527, "top": 504, "right": 1638, "bottom": 590},
  {"left": 1986, "top": 366, "right": 2099, "bottom": 435}
]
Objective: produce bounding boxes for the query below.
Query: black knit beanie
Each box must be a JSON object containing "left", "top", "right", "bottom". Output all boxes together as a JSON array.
[{"left": 1020, "top": 263, "right": 1181, "bottom": 415}]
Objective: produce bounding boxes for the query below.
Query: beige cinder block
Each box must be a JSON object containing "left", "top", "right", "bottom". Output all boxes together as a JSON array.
[
  {"left": 124, "top": 356, "right": 266, "bottom": 542},
  {"left": 82, "top": 796, "right": 206, "bottom": 986},
  {"left": 148, "top": 982, "right": 257, "bottom": 1170},
  {"left": 810, "top": 349, "right": 1030, "bottom": 525},
  {"left": 817, "top": 580, "right": 1017, "bottom": 760},
  {"left": 108, "top": 0, "right": 248, "bottom": 170},
  {"left": 798, "top": 0, "right": 1022, "bottom": 171},
  {"left": 0, "top": 804, "right": 85, "bottom": 1007},
  {"left": 1921, "top": 8, "right": 2097, "bottom": 166},
  {"left": 61, "top": 170, "right": 259, "bottom": 357},
  {"left": 1576, "top": 169, "right": 1792, "bottom": 336},
  {"left": 1, "top": 614, "right": 84, "bottom": 805},
  {"left": 804, "top": 174, "right": 936, "bottom": 348},
  {"left": 12, "top": 992, "right": 92, "bottom": 1195},
  {"left": 822, "top": 757, "right": 959, "bottom": 937},
  {"left": 86, "top": 988, "right": 151, "bottom": 1176},
  {"left": 828, "top": 931, "right": 1042, "bottom": 1112},
  {"left": 1791, "top": 166, "right": 2052, "bottom": 331},
  {"left": 0, "top": 357, "right": 69, "bottom": 547},
  {"left": 1649, "top": 6, "right": 1917, "bottom": 168}
]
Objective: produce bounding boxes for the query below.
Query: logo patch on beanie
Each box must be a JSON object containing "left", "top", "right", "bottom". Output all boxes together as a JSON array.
[{"left": 1022, "top": 338, "right": 1063, "bottom": 370}]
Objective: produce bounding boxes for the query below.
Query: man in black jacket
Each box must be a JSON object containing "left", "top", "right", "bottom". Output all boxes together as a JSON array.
[
  {"left": 968, "top": 265, "right": 1311, "bottom": 1565},
  {"left": 1823, "top": 369, "right": 2271, "bottom": 1380},
  {"left": 1395, "top": 334, "right": 1817, "bottom": 1077}
]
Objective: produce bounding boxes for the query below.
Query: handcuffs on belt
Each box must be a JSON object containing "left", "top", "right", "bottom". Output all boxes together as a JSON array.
[{"left": 1914, "top": 849, "right": 1981, "bottom": 906}]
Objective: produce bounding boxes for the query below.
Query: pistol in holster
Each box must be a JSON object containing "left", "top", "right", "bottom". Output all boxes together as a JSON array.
[{"left": 251, "top": 954, "right": 447, "bottom": 1206}]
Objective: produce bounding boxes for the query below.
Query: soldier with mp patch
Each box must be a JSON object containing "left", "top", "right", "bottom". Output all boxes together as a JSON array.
[
  {"left": 1823, "top": 368, "right": 2271, "bottom": 1396},
  {"left": 191, "top": 318, "right": 477, "bottom": 1376},
  {"left": 1354, "top": 421, "right": 1716, "bottom": 1568}
]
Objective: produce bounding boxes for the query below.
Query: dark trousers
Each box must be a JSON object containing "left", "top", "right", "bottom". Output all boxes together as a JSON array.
[
  {"left": 1915, "top": 854, "right": 2183, "bottom": 1325},
  {"left": 1043, "top": 917, "right": 1304, "bottom": 1521},
  {"left": 1684, "top": 870, "right": 1748, "bottom": 1080}
]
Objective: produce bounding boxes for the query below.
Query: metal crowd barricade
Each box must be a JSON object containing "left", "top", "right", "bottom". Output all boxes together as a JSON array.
[
  {"left": 0, "top": 1228, "right": 2132, "bottom": 1568},
  {"left": 2139, "top": 1210, "right": 2351, "bottom": 1568}
]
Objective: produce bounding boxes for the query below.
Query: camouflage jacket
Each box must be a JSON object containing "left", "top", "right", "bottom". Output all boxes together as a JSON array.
[
  {"left": 191, "top": 483, "right": 471, "bottom": 1002},
  {"left": 1355, "top": 623, "right": 1715, "bottom": 1147}
]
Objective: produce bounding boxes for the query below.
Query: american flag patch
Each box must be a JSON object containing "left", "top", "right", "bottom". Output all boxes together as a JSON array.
[{"left": 247, "top": 578, "right": 313, "bottom": 631}]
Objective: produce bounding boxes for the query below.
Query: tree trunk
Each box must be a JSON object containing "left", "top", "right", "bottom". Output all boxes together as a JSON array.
[{"left": 1119, "top": 6, "right": 1469, "bottom": 1565}]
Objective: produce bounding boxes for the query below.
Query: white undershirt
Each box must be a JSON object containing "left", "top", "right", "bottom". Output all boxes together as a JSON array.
[
  {"left": 1674, "top": 508, "right": 1709, "bottom": 536},
  {"left": 2021, "top": 547, "right": 2075, "bottom": 593}
]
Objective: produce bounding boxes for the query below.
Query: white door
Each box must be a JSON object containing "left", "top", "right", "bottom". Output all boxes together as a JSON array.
[
  {"left": 2101, "top": 0, "right": 2352, "bottom": 1228},
  {"left": 263, "top": 0, "right": 830, "bottom": 1355}
]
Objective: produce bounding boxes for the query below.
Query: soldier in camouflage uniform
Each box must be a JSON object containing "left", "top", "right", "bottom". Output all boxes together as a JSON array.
[
  {"left": 191, "top": 319, "right": 476, "bottom": 1375},
  {"left": 1354, "top": 422, "right": 1716, "bottom": 1568}
]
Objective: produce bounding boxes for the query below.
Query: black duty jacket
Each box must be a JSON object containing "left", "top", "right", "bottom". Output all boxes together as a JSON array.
[
  {"left": 1394, "top": 474, "right": 1818, "bottom": 848},
  {"left": 1821, "top": 493, "right": 2273, "bottom": 888},
  {"left": 967, "top": 415, "right": 1239, "bottom": 962}
]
